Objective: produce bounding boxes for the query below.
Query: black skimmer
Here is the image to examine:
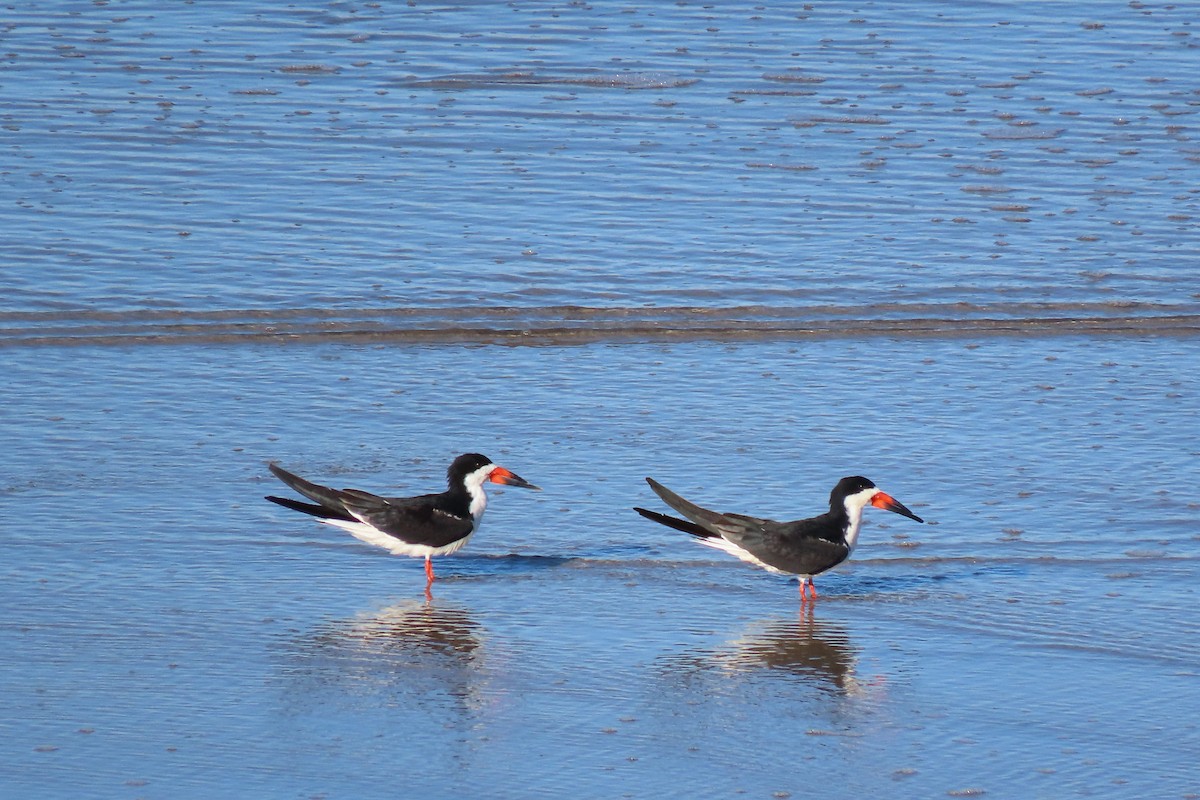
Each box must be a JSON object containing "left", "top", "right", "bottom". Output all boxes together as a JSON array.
[
  {"left": 265, "top": 453, "right": 540, "bottom": 584},
  {"left": 634, "top": 476, "right": 923, "bottom": 602}
]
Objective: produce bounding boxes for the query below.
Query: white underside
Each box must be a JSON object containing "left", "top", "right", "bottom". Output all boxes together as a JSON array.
[
  {"left": 322, "top": 519, "right": 475, "bottom": 558},
  {"left": 697, "top": 536, "right": 796, "bottom": 577}
]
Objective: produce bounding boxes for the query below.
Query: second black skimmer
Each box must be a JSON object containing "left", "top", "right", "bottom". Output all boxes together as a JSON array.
[
  {"left": 634, "top": 475, "right": 923, "bottom": 602},
  {"left": 265, "top": 453, "right": 540, "bottom": 584}
]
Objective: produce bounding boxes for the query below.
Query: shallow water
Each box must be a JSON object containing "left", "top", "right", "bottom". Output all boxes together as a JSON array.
[
  {"left": 3, "top": 336, "right": 1199, "bottom": 798},
  {"left": 3, "top": 2, "right": 1200, "bottom": 798}
]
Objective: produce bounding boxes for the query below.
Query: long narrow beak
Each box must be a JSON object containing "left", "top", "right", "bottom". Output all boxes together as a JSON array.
[
  {"left": 871, "top": 491, "right": 924, "bottom": 523},
  {"left": 489, "top": 467, "right": 542, "bottom": 491}
]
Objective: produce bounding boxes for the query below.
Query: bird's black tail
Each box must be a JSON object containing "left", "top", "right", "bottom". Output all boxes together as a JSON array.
[
  {"left": 268, "top": 463, "right": 349, "bottom": 511},
  {"left": 633, "top": 507, "right": 717, "bottom": 540},
  {"left": 265, "top": 495, "right": 355, "bottom": 521}
]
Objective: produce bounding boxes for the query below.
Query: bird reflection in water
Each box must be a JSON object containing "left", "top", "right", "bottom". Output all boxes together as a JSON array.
[
  {"left": 285, "top": 598, "right": 490, "bottom": 713},
  {"left": 664, "top": 609, "right": 878, "bottom": 697},
  {"left": 322, "top": 599, "right": 481, "bottom": 658}
]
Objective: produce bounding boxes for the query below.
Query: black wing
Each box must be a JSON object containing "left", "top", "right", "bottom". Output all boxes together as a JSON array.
[
  {"left": 720, "top": 516, "right": 851, "bottom": 576},
  {"left": 643, "top": 478, "right": 773, "bottom": 532},
  {"left": 339, "top": 491, "right": 475, "bottom": 549}
]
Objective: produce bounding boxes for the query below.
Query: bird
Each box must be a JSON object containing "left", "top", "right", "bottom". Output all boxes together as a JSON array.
[
  {"left": 634, "top": 475, "right": 923, "bottom": 602},
  {"left": 265, "top": 453, "right": 540, "bottom": 584}
]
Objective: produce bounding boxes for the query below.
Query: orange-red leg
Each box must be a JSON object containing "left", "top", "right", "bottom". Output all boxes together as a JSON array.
[
  {"left": 798, "top": 579, "right": 819, "bottom": 603},
  {"left": 424, "top": 556, "right": 435, "bottom": 583}
]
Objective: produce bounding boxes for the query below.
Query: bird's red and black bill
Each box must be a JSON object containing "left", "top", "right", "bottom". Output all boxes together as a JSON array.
[
  {"left": 489, "top": 467, "right": 542, "bottom": 491},
  {"left": 870, "top": 491, "right": 924, "bottom": 523}
]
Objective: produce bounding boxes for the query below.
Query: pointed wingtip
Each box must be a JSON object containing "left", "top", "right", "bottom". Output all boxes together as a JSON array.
[{"left": 643, "top": 477, "right": 676, "bottom": 504}]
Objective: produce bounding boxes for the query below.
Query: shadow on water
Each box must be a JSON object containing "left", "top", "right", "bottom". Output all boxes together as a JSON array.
[
  {"left": 658, "top": 609, "right": 873, "bottom": 697},
  {"left": 435, "top": 553, "right": 580, "bottom": 579},
  {"left": 828, "top": 570, "right": 953, "bottom": 600},
  {"left": 826, "top": 558, "right": 1029, "bottom": 600}
]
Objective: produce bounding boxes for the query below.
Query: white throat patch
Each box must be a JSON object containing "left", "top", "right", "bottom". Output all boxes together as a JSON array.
[
  {"left": 841, "top": 487, "right": 880, "bottom": 554},
  {"left": 462, "top": 462, "right": 496, "bottom": 523}
]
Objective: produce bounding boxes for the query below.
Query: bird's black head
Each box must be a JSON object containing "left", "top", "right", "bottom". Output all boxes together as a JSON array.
[
  {"left": 448, "top": 453, "right": 494, "bottom": 485},
  {"left": 830, "top": 476, "right": 876, "bottom": 507},
  {"left": 446, "top": 452, "right": 541, "bottom": 492}
]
